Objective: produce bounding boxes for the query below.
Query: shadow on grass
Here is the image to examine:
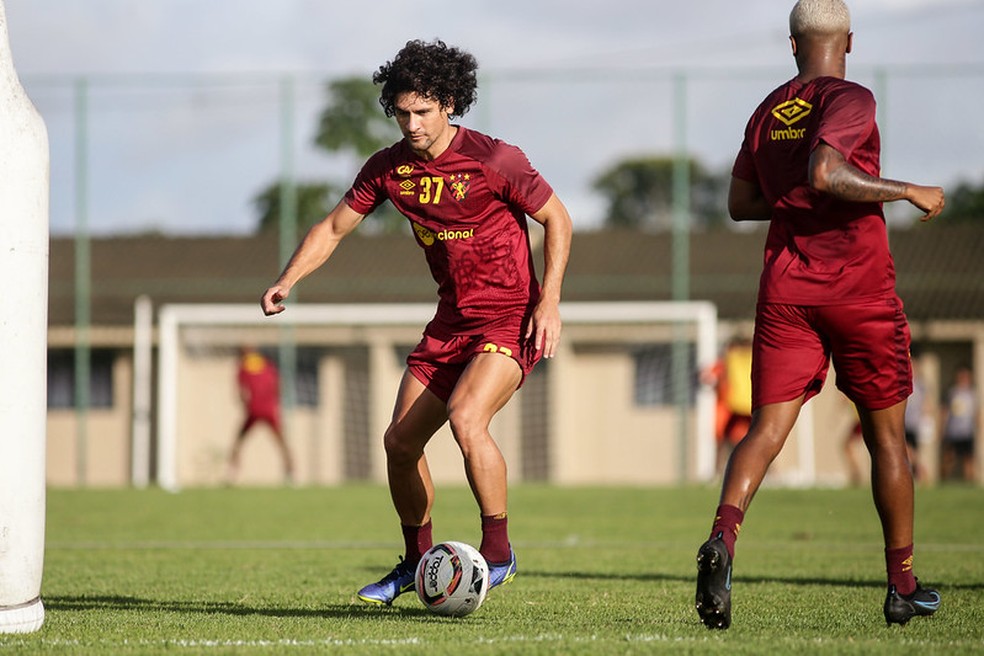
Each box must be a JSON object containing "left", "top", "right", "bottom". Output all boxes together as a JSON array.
[
  {"left": 43, "top": 595, "right": 434, "bottom": 620},
  {"left": 43, "top": 570, "right": 983, "bottom": 620},
  {"left": 524, "top": 569, "right": 984, "bottom": 591}
]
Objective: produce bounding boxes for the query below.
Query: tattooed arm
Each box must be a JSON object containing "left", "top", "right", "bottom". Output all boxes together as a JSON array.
[{"left": 809, "top": 143, "right": 945, "bottom": 222}]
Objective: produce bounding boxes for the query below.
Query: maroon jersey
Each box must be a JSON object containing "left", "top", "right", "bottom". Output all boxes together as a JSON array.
[
  {"left": 732, "top": 76, "right": 895, "bottom": 305},
  {"left": 238, "top": 353, "right": 279, "bottom": 418},
  {"left": 345, "top": 126, "right": 554, "bottom": 331}
]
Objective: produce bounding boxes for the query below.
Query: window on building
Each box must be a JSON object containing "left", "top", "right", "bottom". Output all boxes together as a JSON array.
[
  {"left": 633, "top": 343, "right": 697, "bottom": 407},
  {"left": 293, "top": 348, "right": 320, "bottom": 407},
  {"left": 47, "top": 349, "right": 115, "bottom": 409}
]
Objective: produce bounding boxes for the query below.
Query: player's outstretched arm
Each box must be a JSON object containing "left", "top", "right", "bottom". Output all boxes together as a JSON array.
[
  {"left": 809, "top": 143, "right": 945, "bottom": 221},
  {"left": 527, "top": 194, "right": 573, "bottom": 358},
  {"left": 728, "top": 176, "right": 772, "bottom": 221},
  {"left": 260, "top": 200, "right": 365, "bottom": 316}
]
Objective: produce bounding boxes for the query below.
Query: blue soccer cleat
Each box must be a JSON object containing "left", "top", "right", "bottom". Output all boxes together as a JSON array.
[
  {"left": 487, "top": 548, "right": 518, "bottom": 590},
  {"left": 357, "top": 557, "right": 416, "bottom": 605}
]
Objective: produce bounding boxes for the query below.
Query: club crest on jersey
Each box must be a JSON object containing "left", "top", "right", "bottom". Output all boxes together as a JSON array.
[
  {"left": 448, "top": 173, "right": 471, "bottom": 201},
  {"left": 769, "top": 98, "right": 811, "bottom": 141}
]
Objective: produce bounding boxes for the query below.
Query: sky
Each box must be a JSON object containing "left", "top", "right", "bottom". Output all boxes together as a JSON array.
[{"left": 4, "top": 0, "right": 983, "bottom": 235}]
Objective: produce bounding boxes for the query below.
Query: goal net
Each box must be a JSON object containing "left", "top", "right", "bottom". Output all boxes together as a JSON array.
[{"left": 149, "top": 301, "right": 718, "bottom": 490}]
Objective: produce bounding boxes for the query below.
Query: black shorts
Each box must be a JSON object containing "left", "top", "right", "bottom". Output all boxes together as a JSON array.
[{"left": 944, "top": 439, "right": 975, "bottom": 458}]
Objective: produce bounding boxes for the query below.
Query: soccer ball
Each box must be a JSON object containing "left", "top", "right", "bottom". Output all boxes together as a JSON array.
[{"left": 415, "top": 541, "right": 489, "bottom": 617}]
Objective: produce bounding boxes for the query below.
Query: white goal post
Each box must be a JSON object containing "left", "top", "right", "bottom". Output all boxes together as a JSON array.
[
  {"left": 153, "top": 301, "right": 718, "bottom": 491},
  {"left": 0, "top": 0, "right": 48, "bottom": 633}
]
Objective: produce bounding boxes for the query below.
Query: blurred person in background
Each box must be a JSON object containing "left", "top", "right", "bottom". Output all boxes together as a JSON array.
[
  {"left": 903, "top": 355, "right": 930, "bottom": 483},
  {"left": 226, "top": 346, "right": 295, "bottom": 485},
  {"left": 702, "top": 336, "right": 754, "bottom": 475},
  {"left": 940, "top": 365, "right": 977, "bottom": 482},
  {"left": 694, "top": 0, "right": 945, "bottom": 630}
]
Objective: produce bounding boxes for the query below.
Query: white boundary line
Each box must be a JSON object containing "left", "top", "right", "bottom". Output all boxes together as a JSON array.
[{"left": 4, "top": 634, "right": 977, "bottom": 651}]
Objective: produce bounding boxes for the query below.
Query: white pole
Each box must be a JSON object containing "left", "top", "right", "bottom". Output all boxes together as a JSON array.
[
  {"left": 157, "top": 306, "right": 180, "bottom": 492},
  {"left": 693, "top": 304, "right": 718, "bottom": 482},
  {"left": 796, "top": 401, "right": 817, "bottom": 486},
  {"left": 0, "top": 1, "right": 48, "bottom": 633},
  {"left": 131, "top": 295, "right": 153, "bottom": 488}
]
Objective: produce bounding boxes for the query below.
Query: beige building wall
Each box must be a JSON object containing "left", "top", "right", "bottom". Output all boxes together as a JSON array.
[
  {"left": 44, "top": 321, "right": 982, "bottom": 489},
  {"left": 552, "top": 339, "right": 681, "bottom": 484},
  {"left": 47, "top": 354, "right": 132, "bottom": 487}
]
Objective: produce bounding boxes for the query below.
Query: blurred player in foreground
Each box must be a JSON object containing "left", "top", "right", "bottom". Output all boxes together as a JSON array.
[
  {"left": 261, "top": 39, "right": 572, "bottom": 605},
  {"left": 695, "top": 0, "right": 945, "bottom": 630}
]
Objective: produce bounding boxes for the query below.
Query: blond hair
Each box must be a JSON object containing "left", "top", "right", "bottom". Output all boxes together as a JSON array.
[{"left": 789, "top": 0, "right": 851, "bottom": 36}]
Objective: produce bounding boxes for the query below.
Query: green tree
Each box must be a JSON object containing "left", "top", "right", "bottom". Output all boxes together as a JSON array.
[
  {"left": 314, "top": 77, "right": 400, "bottom": 158},
  {"left": 255, "top": 181, "right": 337, "bottom": 235},
  {"left": 255, "top": 76, "right": 405, "bottom": 234},
  {"left": 592, "top": 156, "right": 728, "bottom": 231},
  {"left": 944, "top": 178, "right": 984, "bottom": 223}
]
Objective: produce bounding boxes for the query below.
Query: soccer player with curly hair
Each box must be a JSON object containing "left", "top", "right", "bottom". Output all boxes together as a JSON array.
[
  {"left": 261, "top": 39, "right": 573, "bottom": 605},
  {"left": 694, "top": 0, "right": 944, "bottom": 630}
]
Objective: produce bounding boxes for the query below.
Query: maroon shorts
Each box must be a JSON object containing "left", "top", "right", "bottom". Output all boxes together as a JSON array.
[
  {"left": 752, "top": 296, "right": 912, "bottom": 411},
  {"left": 406, "top": 313, "right": 541, "bottom": 403},
  {"left": 241, "top": 411, "right": 282, "bottom": 434}
]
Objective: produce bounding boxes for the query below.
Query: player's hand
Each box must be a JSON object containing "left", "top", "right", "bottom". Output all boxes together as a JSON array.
[
  {"left": 906, "top": 184, "right": 945, "bottom": 222},
  {"left": 526, "top": 298, "right": 562, "bottom": 359},
  {"left": 261, "top": 284, "right": 290, "bottom": 316}
]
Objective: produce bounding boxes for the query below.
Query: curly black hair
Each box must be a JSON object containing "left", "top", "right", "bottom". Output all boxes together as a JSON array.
[{"left": 373, "top": 39, "right": 478, "bottom": 119}]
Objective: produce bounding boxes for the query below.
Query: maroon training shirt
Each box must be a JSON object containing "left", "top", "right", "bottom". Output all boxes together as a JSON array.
[
  {"left": 345, "top": 126, "right": 554, "bottom": 331},
  {"left": 732, "top": 76, "right": 896, "bottom": 305}
]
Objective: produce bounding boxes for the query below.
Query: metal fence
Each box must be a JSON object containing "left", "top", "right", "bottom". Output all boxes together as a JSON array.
[{"left": 24, "top": 63, "right": 984, "bottom": 240}]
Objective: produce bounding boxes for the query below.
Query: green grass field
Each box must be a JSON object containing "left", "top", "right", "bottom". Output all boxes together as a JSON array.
[{"left": 2, "top": 484, "right": 982, "bottom": 654}]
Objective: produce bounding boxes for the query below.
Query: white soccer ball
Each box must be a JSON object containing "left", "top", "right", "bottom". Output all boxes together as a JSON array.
[{"left": 415, "top": 541, "right": 490, "bottom": 617}]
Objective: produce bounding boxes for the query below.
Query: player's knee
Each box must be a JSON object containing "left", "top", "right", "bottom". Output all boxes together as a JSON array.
[
  {"left": 382, "top": 426, "right": 423, "bottom": 465},
  {"left": 739, "top": 423, "right": 787, "bottom": 459},
  {"left": 446, "top": 403, "right": 490, "bottom": 446}
]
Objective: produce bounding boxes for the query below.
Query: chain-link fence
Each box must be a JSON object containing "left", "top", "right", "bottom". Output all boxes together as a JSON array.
[{"left": 24, "top": 64, "right": 984, "bottom": 239}]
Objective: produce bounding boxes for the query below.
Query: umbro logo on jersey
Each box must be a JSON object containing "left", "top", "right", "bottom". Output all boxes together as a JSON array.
[
  {"left": 399, "top": 179, "right": 416, "bottom": 196},
  {"left": 771, "top": 98, "right": 812, "bottom": 126},
  {"left": 769, "top": 98, "right": 812, "bottom": 141}
]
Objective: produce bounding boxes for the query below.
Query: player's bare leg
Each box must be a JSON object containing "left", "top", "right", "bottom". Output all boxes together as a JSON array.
[
  {"left": 856, "top": 400, "right": 941, "bottom": 625},
  {"left": 447, "top": 352, "right": 523, "bottom": 587},
  {"left": 384, "top": 371, "right": 448, "bottom": 527},
  {"left": 857, "top": 401, "right": 913, "bottom": 549},
  {"left": 270, "top": 427, "right": 295, "bottom": 485},
  {"left": 697, "top": 397, "right": 803, "bottom": 629},
  {"left": 224, "top": 422, "right": 251, "bottom": 484},
  {"left": 446, "top": 353, "right": 521, "bottom": 516},
  {"left": 357, "top": 371, "right": 447, "bottom": 605},
  {"left": 719, "top": 397, "right": 805, "bottom": 511}
]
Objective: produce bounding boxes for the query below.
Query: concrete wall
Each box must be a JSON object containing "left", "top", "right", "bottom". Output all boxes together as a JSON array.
[{"left": 44, "top": 322, "right": 984, "bottom": 488}]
